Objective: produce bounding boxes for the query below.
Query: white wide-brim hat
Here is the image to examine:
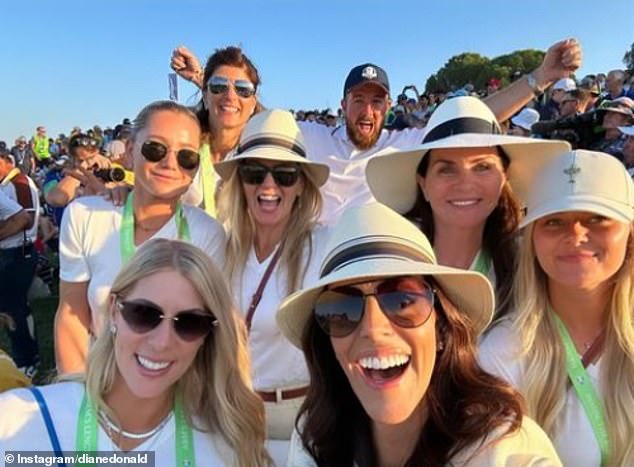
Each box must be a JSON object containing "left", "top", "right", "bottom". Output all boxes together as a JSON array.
[
  {"left": 366, "top": 96, "right": 571, "bottom": 213},
  {"left": 520, "top": 149, "right": 634, "bottom": 228},
  {"left": 276, "top": 203, "right": 495, "bottom": 349},
  {"left": 214, "top": 109, "right": 330, "bottom": 186}
]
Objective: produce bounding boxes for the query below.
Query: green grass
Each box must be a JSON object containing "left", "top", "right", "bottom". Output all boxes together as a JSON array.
[{"left": 0, "top": 296, "right": 58, "bottom": 384}]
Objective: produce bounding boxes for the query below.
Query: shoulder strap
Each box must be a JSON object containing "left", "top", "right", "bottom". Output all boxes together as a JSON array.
[
  {"left": 582, "top": 330, "right": 605, "bottom": 369},
  {"left": 245, "top": 242, "right": 285, "bottom": 331},
  {"left": 28, "top": 386, "right": 67, "bottom": 467}
]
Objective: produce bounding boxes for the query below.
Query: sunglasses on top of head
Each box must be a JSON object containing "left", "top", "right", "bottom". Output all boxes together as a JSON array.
[
  {"left": 206, "top": 76, "right": 256, "bottom": 99},
  {"left": 238, "top": 161, "right": 301, "bottom": 187},
  {"left": 71, "top": 137, "right": 99, "bottom": 149},
  {"left": 314, "top": 276, "right": 436, "bottom": 338},
  {"left": 141, "top": 140, "right": 200, "bottom": 171},
  {"left": 116, "top": 298, "right": 218, "bottom": 342}
]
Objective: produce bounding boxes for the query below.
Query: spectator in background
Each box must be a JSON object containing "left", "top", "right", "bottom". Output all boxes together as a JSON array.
[
  {"left": 603, "top": 69, "right": 631, "bottom": 100},
  {"left": 30, "top": 126, "right": 50, "bottom": 167},
  {"left": 325, "top": 108, "right": 338, "bottom": 127},
  {"left": 619, "top": 125, "right": 634, "bottom": 175},
  {"left": 0, "top": 151, "right": 40, "bottom": 377},
  {"left": 10, "top": 137, "right": 33, "bottom": 176},
  {"left": 578, "top": 75, "right": 602, "bottom": 111},
  {"left": 539, "top": 77, "right": 576, "bottom": 121},
  {"left": 590, "top": 97, "right": 634, "bottom": 161},
  {"left": 508, "top": 107, "right": 540, "bottom": 136},
  {"left": 105, "top": 126, "right": 132, "bottom": 166}
]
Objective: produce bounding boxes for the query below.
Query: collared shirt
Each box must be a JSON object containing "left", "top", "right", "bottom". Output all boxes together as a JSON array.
[
  {"left": 298, "top": 122, "right": 425, "bottom": 225},
  {"left": 0, "top": 170, "right": 39, "bottom": 249}
]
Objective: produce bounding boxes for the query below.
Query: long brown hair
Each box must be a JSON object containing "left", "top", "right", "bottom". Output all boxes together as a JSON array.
[
  {"left": 298, "top": 280, "right": 524, "bottom": 466},
  {"left": 409, "top": 147, "right": 521, "bottom": 320}
]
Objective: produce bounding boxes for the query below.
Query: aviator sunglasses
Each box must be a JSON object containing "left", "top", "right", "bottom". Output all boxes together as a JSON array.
[
  {"left": 207, "top": 76, "right": 256, "bottom": 99},
  {"left": 116, "top": 298, "right": 218, "bottom": 342},
  {"left": 141, "top": 140, "right": 200, "bottom": 171},
  {"left": 314, "top": 276, "right": 435, "bottom": 338},
  {"left": 238, "top": 161, "right": 301, "bottom": 187}
]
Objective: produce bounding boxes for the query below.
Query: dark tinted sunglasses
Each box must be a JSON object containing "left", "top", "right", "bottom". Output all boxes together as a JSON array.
[
  {"left": 141, "top": 140, "right": 200, "bottom": 171},
  {"left": 116, "top": 299, "right": 218, "bottom": 342},
  {"left": 207, "top": 76, "right": 256, "bottom": 99},
  {"left": 238, "top": 162, "right": 301, "bottom": 187},
  {"left": 314, "top": 276, "right": 435, "bottom": 338}
]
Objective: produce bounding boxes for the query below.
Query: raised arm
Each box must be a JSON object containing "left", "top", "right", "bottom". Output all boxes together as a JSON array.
[
  {"left": 171, "top": 46, "right": 205, "bottom": 89},
  {"left": 484, "top": 38, "right": 582, "bottom": 123}
]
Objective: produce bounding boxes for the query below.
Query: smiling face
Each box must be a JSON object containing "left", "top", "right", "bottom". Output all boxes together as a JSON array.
[
  {"left": 204, "top": 65, "right": 257, "bottom": 132},
  {"left": 328, "top": 277, "right": 437, "bottom": 426},
  {"left": 341, "top": 83, "right": 390, "bottom": 150},
  {"left": 241, "top": 158, "right": 304, "bottom": 234},
  {"left": 417, "top": 147, "right": 507, "bottom": 233},
  {"left": 130, "top": 109, "right": 200, "bottom": 200},
  {"left": 110, "top": 268, "right": 208, "bottom": 403},
  {"left": 532, "top": 211, "right": 631, "bottom": 292}
]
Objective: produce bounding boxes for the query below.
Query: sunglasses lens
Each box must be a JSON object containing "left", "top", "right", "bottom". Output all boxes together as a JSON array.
[
  {"left": 234, "top": 80, "right": 256, "bottom": 98},
  {"left": 177, "top": 149, "right": 200, "bottom": 170},
  {"left": 119, "top": 301, "right": 162, "bottom": 334},
  {"left": 376, "top": 278, "right": 434, "bottom": 327},
  {"left": 272, "top": 167, "right": 300, "bottom": 187},
  {"left": 209, "top": 83, "right": 229, "bottom": 95},
  {"left": 141, "top": 141, "right": 167, "bottom": 162},
  {"left": 173, "top": 313, "right": 216, "bottom": 341},
  {"left": 207, "top": 76, "right": 255, "bottom": 98},
  {"left": 238, "top": 165, "right": 267, "bottom": 185},
  {"left": 314, "top": 290, "right": 364, "bottom": 338}
]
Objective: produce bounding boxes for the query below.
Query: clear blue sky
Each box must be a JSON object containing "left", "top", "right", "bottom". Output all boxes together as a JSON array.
[{"left": 2, "top": 0, "right": 632, "bottom": 143}]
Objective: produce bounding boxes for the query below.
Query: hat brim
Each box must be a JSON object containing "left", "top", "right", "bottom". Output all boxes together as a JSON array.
[
  {"left": 366, "top": 134, "right": 570, "bottom": 213},
  {"left": 214, "top": 147, "right": 330, "bottom": 187},
  {"left": 520, "top": 195, "right": 634, "bottom": 228},
  {"left": 276, "top": 257, "right": 494, "bottom": 350},
  {"left": 619, "top": 126, "right": 634, "bottom": 136}
]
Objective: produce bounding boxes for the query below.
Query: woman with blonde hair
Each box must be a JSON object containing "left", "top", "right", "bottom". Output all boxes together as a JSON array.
[
  {"left": 214, "top": 108, "right": 330, "bottom": 464},
  {"left": 55, "top": 100, "right": 226, "bottom": 374},
  {"left": 0, "top": 239, "right": 271, "bottom": 466},
  {"left": 480, "top": 150, "right": 634, "bottom": 466}
]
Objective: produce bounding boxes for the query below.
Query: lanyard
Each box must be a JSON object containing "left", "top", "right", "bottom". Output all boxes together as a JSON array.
[
  {"left": 471, "top": 249, "right": 491, "bottom": 276},
  {"left": 199, "top": 142, "right": 216, "bottom": 217},
  {"left": 1, "top": 167, "right": 21, "bottom": 186},
  {"left": 120, "top": 192, "right": 191, "bottom": 263},
  {"left": 76, "top": 392, "right": 195, "bottom": 467},
  {"left": 551, "top": 311, "right": 610, "bottom": 465}
]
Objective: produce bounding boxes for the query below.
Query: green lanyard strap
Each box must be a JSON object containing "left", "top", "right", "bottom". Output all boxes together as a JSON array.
[
  {"left": 551, "top": 311, "right": 610, "bottom": 465},
  {"left": 472, "top": 249, "right": 492, "bottom": 276},
  {"left": 76, "top": 392, "right": 195, "bottom": 467},
  {"left": 120, "top": 192, "right": 191, "bottom": 263}
]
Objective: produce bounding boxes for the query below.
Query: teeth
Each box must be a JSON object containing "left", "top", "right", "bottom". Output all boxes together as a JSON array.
[
  {"left": 219, "top": 105, "right": 238, "bottom": 113},
  {"left": 137, "top": 355, "right": 170, "bottom": 371},
  {"left": 358, "top": 354, "right": 410, "bottom": 370},
  {"left": 450, "top": 200, "right": 478, "bottom": 206},
  {"left": 258, "top": 194, "right": 280, "bottom": 201}
]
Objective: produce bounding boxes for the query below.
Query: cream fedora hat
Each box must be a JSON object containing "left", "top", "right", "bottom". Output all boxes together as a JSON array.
[
  {"left": 214, "top": 109, "right": 330, "bottom": 186},
  {"left": 276, "top": 203, "right": 495, "bottom": 349},
  {"left": 520, "top": 149, "right": 634, "bottom": 228},
  {"left": 366, "top": 96, "right": 571, "bottom": 214}
]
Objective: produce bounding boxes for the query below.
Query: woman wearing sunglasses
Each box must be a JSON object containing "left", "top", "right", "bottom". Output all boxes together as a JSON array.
[
  {"left": 214, "top": 109, "right": 329, "bottom": 464},
  {"left": 0, "top": 239, "right": 271, "bottom": 466},
  {"left": 55, "top": 100, "right": 226, "bottom": 374},
  {"left": 276, "top": 203, "right": 561, "bottom": 466},
  {"left": 479, "top": 150, "right": 634, "bottom": 466},
  {"left": 366, "top": 97, "right": 569, "bottom": 319},
  {"left": 171, "top": 45, "right": 261, "bottom": 217}
]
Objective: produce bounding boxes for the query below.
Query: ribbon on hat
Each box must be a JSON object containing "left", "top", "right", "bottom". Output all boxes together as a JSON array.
[
  {"left": 423, "top": 117, "right": 501, "bottom": 143},
  {"left": 320, "top": 241, "right": 432, "bottom": 278},
  {"left": 237, "top": 137, "right": 306, "bottom": 158}
]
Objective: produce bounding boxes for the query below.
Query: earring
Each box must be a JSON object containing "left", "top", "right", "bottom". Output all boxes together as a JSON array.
[
  {"left": 110, "top": 324, "right": 117, "bottom": 336},
  {"left": 437, "top": 339, "right": 445, "bottom": 352}
]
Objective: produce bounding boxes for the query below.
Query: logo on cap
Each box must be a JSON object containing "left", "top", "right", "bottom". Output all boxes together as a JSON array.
[
  {"left": 361, "top": 66, "right": 378, "bottom": 80},
  {"left": 563, "top": 159, "right": 581, "bottom": 184}
]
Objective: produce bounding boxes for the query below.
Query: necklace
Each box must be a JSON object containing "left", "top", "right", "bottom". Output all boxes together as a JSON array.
[{"left": 99, "top": 410, "right": 173, "bottom": 440}]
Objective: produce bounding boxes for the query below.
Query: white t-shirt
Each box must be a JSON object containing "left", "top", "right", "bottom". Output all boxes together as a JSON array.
[
  {"left": 59, "top": 196, "right": 226, "bottom": 334},
  {"left": 233, "top": 226, "right": 330, "bottom": 391},
  {"left": 0, "top": 171, "right": 40, "bottom": 248},
  {"left": 0, "top": 189, "right": 21, "bottom": 220},
  {"left": 286, "top": 415, "right": 561, "bottom": 466},
  {"left": 0, "top": 382, "right": 234, "bottom": 466},
  {"left": 478, "top": 318, "right": 603, "bottom": 467},
  {"left": 299, "top": 122, "right": 425, "bottom": 225}
]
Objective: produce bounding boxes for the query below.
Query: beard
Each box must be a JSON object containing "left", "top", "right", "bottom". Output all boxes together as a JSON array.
[{"left": 345, "top": 113, "right": 385, "bottom": 150}]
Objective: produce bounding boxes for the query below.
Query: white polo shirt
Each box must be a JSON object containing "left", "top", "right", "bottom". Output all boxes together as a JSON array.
[
  {"left": 0, "top": 190, "right": 22, "bottom": 220},
  {"left": 0, "top": 170, "right": 40, "bottom": 249},
  {"left": 299, "top": 122, "right": 425, "bottom": 225}
]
